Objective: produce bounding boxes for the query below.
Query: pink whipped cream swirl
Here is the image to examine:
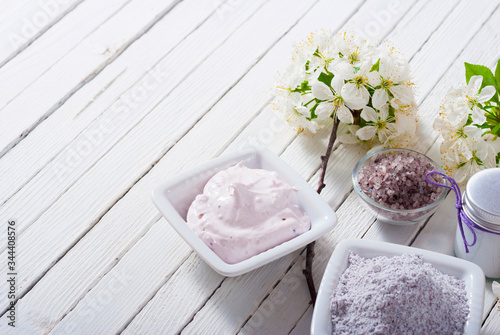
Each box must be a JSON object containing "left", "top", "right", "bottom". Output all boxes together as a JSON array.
[{"left": 186, "top": 162, "right": 311, "bottom": 264}]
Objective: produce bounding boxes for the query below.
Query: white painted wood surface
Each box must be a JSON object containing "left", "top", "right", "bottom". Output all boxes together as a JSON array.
[{"left": 0, "top": 0, "right": 499, "bottom": 334}]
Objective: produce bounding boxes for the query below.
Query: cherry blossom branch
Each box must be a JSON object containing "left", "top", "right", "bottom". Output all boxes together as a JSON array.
[{"left": 303, "top": 116, "right": 339, "bottom": 305}]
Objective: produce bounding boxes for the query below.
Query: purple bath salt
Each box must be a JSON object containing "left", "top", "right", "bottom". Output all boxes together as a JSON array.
[
  {"left": 330, "top": 253, "right": 469, "bottom": 335},
  {"left": 358, "top": 151, "right": 443, "bottom": 210}
]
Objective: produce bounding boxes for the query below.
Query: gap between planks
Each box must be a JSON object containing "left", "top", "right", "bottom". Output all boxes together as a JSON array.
[
  {"left": 0, "top": 0, "right": 322, "bottom": 332},
  {"left": 25, "top": 0, "right": 370, "bottom": 334},
  {"left": 2, "top": 3, "right": 234, "bottom": 313},
  {"left": 0, "top": 0, "right": 85, "bottom": 69},
  {"left": 4, "top": 0, "right": 500, "bottom": 332},
  {"left": 0, "top": 0, "right": 183, "bottom": 159},
  {"left": 0, "top": 0, "right": 259, "bottom": 214},
  {"left": 0, "top": 0, "right": 238, "bottom": 241}
]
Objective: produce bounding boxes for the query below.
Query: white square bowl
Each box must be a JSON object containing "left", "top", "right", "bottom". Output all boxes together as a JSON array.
[
  {"left": 311, "top": 239, "right": 485, "bottom": 335},
  {"left": 152, "top": 146, "right": 337, "bottom": 277}
]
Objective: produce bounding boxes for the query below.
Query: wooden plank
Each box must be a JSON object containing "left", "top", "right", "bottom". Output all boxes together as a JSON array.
[
  {"left": 122, "top": 252, "right": 224, "bottom": 334},
  {"left": 0, "top": 0, "right": 249, "bottom": 208},
  {"left": 0, "top": 0, "right": 263, "bottom": 236},
  {"left": 0, "top": 0, "right": 132, "bottom": 112},
  {"left": 48, "top": 221, "right": 198, "bottom": 334},
  {"left": 482, "top": 298, "right": 500, "bottom": 334},
  {"left": 0, "top": 0, "right": 83, "bottom": 67},
  {"left": 2, "top": 0, "right": 496, "bottom": 334},
  {"left": 0, "top": 0, "right": 181, "bottom": 157},
  {"left": 3, "top": 0, "right": 369, "bottom": 332},
  {"left": 0, "top": 0, "right": 319, "bottom": 332},
  {"left": 289, "top": 305, "right": 313, "bottom": 335}
]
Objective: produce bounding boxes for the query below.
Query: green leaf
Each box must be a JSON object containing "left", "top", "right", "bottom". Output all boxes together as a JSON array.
[
  {"left": 490, "top": 122, "right": 500, "bottom": 135},
  {"left": 465, "top": 115, "right": 473, "bottom": 126},
  {"left": 388, "top": 105, "right": 396, "bottom": 118},
  {"left": 464, "top": 62, "right": 496, "bottom": 87},
  {"left": 496, "top": 59, "right": 500, "bottom": 89},
  {"left": 291, "top": 80, "right": 309, "bottom": 93},
  {"left": 310, "top": 103, "right": 318, "bottom": 119},
  {"left": 317, "top": 71, "right": 334, "bottom": 87},
  {"left": 465, "top": 62, "right": 499, "bottom": 103},
  {"left": 354, "top": 66, "right": 361, "bottom": 74},
  {"left": 477, "top": 124, "right": 492, "bottom": 130},
  {"left": 370, "top": 59, "right": 380, "bottom": 72}
]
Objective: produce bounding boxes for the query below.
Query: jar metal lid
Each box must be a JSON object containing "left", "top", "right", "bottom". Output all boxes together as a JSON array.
[{"left": 463, "top": 168, "right": 500, "bottom": 232}]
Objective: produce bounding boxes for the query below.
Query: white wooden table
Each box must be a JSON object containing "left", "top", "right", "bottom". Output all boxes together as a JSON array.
[{"left": 1, "top": 0, "right": 499, "bottom": 333}]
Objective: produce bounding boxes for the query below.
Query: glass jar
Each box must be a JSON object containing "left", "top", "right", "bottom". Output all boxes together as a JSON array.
[{"left": 454, "top": 168, "right": 500, "bottom": 278}]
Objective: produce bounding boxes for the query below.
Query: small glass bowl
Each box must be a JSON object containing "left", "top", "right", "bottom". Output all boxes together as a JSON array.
[{"left": 352, "top": 148, "right": 450, "bottom": 225}]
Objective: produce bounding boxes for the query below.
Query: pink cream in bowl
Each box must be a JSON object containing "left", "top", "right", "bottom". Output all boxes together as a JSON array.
[{"left": 186, "top": 162, "right": 311, "bottom": 264}]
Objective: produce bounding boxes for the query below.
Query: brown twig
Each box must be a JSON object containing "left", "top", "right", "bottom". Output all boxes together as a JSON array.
[{"left": 303, "top": 116, "right": 339, "bottom": 306}]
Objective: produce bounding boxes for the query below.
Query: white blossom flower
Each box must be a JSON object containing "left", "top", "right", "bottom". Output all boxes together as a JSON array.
[
  {"left": 493, "top": 281, "right": 500, "bottom": 298},
  {"left": 307, "top": 31, "right": 339, "bottom": 74},
  {"left": 433, "top": 71, "right": 500, "bottom": 183},
  {"left": 274, "top": 64, "right": 305, "bottom": 98},
  {"left": 273, "top": 29, "right": 417, "bottom": 150},
  {"left": 274, "top": 95, "right": 318, "bottom": 134},
  {"left": 356, "top": 105, "right": 395, "bottom": 142},
  {"left": 369, "top": 55, "right": 412, "bottom": 109},
  {"left": 387, "top": 107, "right": 418, "bottom": 148},
  {"left": 461, "top": 75, "right": 496, "bottom": 125},
  {"left": 312, "top": 75, "right": 366, "bottom": 123},
  {"left": 334, "top": 62, "right": 372, "bottom": 105},
  {"left": 433, "top": 110, "right": 468, "bottom": 143},
  {"left": 440, "top": 126, "right": 480, "bottom": 163},
  {"left": 335, "top": 31, "right": 372, "bottom": 66},
  {"left": 434, "top": 87, "right": 470, "bottom": 131},
  {"left": 441, "top": 131, "right": 496, "bottom": 183}
]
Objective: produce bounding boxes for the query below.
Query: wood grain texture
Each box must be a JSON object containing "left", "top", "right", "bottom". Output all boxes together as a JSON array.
[
  {"left": 4, "top": 0, "right": 368, "bottom": 332},
  {"left": 482, "top": 298, "right": 500, "bottom": 335},
  {"left": 0, "top": 0, "right": 267, "bottom": 223},
  {"left": 0, "top": 0, "right": 129, "bottom": 111},
  {"left": 0, "top": 0, "right": 321, "bottom": 332},
  {"left": 0, "top": 0, "right": 83, "bottom": 67},
  {"left": 0, "top": 0, "right": 181, "bottom": 157},
  {"left": 1, "top": 0, "right": 499, "bottom": 333},
  {"left": 0, "top": 0, "right": 264, "bottom": 238}
]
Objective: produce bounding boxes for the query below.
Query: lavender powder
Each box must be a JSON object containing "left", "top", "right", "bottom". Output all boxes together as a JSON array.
[
  {"left": 358, "top": 151, "right": 442, "bottom": 210},
  {"left": 330, "top": 253, "right": 469, "bottom": 335}
]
